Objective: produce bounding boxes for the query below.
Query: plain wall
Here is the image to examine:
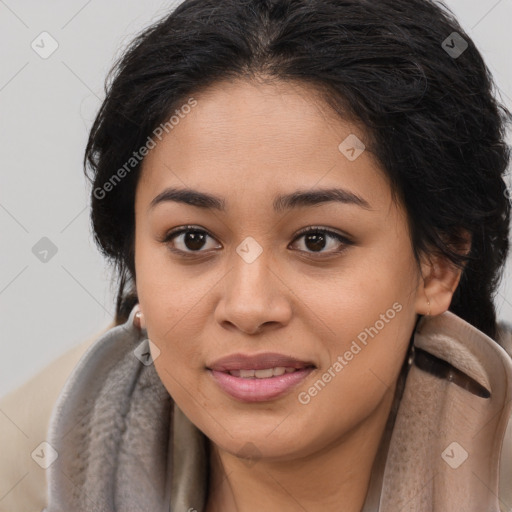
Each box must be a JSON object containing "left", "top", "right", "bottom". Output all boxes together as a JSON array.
[{"left": 1, "top": 0, "right": 511, "bottom": 397}]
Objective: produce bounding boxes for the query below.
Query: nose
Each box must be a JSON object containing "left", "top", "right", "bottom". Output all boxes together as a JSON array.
[{"left": 214, "top": 246, "right": 293, "bottom": 335}]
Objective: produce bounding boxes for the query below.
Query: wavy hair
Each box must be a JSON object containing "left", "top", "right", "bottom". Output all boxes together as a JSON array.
[{"left": 85, "top": 0, "right": 511, "bottom": 341}]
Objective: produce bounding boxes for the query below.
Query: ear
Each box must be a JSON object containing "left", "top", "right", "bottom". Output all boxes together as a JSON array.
[{"left": 415, "top": 231, "right": 471, "bottom": 316}]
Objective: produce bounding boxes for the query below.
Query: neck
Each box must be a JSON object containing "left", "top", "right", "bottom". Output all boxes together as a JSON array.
[{"left": 205, "top": 384, "right": 397, "bottom": 512}]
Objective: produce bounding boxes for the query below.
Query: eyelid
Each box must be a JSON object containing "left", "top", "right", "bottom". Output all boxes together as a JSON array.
[
  {"left": 161, "top": 224, "right": 215, "bottom": 243},
  {"left": 161, "top": 225, "right": 221, "bottom": 249},
  {"left": 289, "top": 226, "right": 354, "bottom": 256},
  {"left": 292, "top": 225, "right": 353, "bottom": 243},
  {"left": 160, "top": 225, "right": 221, "bottom": 258}
]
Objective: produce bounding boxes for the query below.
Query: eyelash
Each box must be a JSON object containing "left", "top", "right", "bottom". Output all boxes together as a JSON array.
[{"left": 161, "top": 225, "right": 353, "bottom": 258}]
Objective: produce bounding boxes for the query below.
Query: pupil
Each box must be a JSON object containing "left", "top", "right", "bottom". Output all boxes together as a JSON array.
[
  {"left": 185, "top": 231, "right": 206, "bottom": 251},
  {"left": 305, "top": 233, "right": 325, "bottom": 252}
]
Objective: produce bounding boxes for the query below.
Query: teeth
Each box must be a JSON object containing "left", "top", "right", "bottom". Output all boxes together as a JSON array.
[{"left": 228, "top": 367, "right": 298, "bottom": 378}]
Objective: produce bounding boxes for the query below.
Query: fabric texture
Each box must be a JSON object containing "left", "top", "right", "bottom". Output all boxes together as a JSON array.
[
  {"left": 0, "top": 328, "right": 110, "bottom": 512},
  {"left": 36, "top": 305, "right": 512, "bottom": 512}
]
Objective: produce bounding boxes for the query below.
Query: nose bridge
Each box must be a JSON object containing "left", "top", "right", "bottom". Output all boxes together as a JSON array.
[
  {"left": 216, "top": 238, "right": 292, "bottom": 333},
  {"left": 229, "top": 237, "right": 274, "bottom": 301}
]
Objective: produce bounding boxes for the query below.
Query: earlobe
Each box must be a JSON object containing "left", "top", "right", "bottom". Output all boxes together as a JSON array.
[{"left": 133, "top": 304, "right": 146, "bottom": 329}]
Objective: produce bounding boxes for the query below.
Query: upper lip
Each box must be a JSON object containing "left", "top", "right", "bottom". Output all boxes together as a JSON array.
[{"left": 207, "top": 352, "right": 316, "bottom": 372}]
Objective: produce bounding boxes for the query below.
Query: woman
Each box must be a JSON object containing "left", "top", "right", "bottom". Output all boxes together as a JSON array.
[{"left": 2, "top": 0, "right": 512, "bottom": 510}]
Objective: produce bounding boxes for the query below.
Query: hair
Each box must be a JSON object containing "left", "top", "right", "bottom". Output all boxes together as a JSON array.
[{"left": 85, "top": 0, "right": 511, "bottom": 343}]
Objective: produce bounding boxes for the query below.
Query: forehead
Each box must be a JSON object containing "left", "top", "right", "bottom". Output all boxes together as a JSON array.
[{"left": 137, "top": 78, "right": 393, "bottom": 213}]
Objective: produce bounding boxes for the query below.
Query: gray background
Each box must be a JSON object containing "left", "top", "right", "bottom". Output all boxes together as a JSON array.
[{"left": 1, "top": 0, "right": 511, "bottom": 397}]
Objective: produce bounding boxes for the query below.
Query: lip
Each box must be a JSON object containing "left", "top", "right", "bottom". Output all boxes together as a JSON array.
[
  {"left": 207, "top": 352, "right": 316, "bottom": 402},
  {"left": 207, "top": 352, "right": 315, "bottom": 372},
  {"left": 208, "top": 368, "right": 315, "bottom": 402}
]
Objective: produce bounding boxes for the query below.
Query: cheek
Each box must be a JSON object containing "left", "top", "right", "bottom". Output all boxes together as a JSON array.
[
  {"left": 135, "top": 229, "right": 212, "bottom": 329},
  {"left": 134, "top": 238, "right": 221, "bottom": 391},
  {"left": 293, "top": 242, "right": 418, "bottom": 408},
  {"left": 295, "top": 239, "right": 418, "bottom": 348},
  {"left": 295, "top": 293, "right": 416, "bottom": 446},
  {"left": 132, "top": 204, "right": 210, "bottom": 406}
]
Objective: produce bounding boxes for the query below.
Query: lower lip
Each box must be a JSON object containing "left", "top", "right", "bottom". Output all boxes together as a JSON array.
[{"left": 208, "top": 368, "right": 315, "bottom": 402}]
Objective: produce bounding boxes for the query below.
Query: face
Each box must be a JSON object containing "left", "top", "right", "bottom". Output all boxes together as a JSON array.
[{"left": 134, "top": 78, "right": 422, "bottom": 461}]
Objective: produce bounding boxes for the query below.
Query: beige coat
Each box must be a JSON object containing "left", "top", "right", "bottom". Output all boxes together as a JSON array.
[{"left": 1, "top": 313, "right": 512, "bottom": 511}]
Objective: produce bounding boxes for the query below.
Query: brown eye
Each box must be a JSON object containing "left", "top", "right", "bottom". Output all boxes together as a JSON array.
[
  {"left": 163, "top": 226, "right": 221, "bottom": 255},
  {"left": 303, "top": 232, "right": 328, "bottom": 252},
  {"left": 290, "top": 227, "right": 352, "bottom": 255},
  {"left": 181, "top": 230, "right": 208, "bottom": 251}
]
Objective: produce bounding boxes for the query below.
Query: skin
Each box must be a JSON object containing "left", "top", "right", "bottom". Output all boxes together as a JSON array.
[{"left": 134, "top": 78, "right": 463, "bottom": 512}]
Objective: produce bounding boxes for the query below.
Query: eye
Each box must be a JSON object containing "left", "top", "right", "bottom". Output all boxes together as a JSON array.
[
  {"left": 161, "top": 225, "right": 353, "bottom": 258},
  {"left": 162, "top": 225, "right": 221, "bottom": 255},
  {"left": 289, "top": 226, "right": 353, "bottom": 256}
]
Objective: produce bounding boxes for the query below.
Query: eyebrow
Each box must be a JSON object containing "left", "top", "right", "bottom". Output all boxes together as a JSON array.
[{"left": 149, "top": 186, "right": 372, "bottom": 212}]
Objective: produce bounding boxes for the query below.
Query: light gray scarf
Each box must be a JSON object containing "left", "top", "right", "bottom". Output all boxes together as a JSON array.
[{"left": 43, "top": 306, "right": 208, "bottom": 511}]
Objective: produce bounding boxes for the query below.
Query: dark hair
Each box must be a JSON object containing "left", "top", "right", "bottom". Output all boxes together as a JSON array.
[{"left": 85, "top": 0, "right": 511, "bottom": 341}]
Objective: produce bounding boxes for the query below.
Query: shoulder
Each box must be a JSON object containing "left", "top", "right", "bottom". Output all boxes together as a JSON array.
[{"left": 0, "top": 326, "right": 112, "bottom": 512}]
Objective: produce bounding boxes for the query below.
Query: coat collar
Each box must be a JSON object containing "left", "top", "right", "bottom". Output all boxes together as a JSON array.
[{"left": 375, "top": 311, "right": 512, "bottom": 511}]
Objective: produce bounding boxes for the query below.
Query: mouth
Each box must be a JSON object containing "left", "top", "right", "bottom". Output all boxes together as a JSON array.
[
  {"left": 224, "top": 367, "right": 308, "bottom": 378},
  {"left": 207, "top": 352, "right": 316, "bottom": 402}
]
